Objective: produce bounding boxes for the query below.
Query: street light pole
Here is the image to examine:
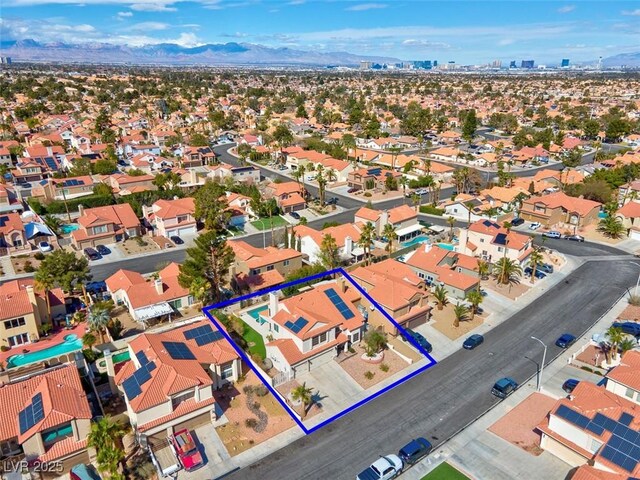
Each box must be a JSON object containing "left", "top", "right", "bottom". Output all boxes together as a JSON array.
[{"left": 531, "top": 336, "right": 547, "bottom": 392}]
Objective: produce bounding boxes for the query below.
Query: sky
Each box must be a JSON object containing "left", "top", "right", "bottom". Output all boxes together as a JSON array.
[{"left": 1, "top": 0, "right": 640, "bottom": 64}]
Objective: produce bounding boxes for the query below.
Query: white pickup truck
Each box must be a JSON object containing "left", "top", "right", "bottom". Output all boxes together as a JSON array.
[
  {"left": 149, "top": 438, "right": 181, "bottom": 478},
  {"left": 356, "top": 455, "right": 403, "bottom": 480}
]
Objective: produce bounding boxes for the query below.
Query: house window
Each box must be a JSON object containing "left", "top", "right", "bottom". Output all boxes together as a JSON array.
[
  {"left": 266, "top": 265, "right": 274, "bottom": 271},
  {"left": 352, "top": 331, "right": 360, "bottom": 343},
  {"left": 626, "top": 388, "right": 635, "bottom": 399},
  {"left": 273, "top": 324, "right": 279, "bottom": 332},
  {"left": 0, "top": 439, "right": 21, "bottom": 457},
  {"left": 312, "top": 332, "right": 328, "bottom": 347},
  {"left": 169, "top": 299, "right": 182, "bottom": 310},
  {"left": 251, "top": 269, "right": 261, "bottom": 275},
  {"left": 8, "top": 333, "right": 29, "bottom": 347},
  {"left": 480, "top": 238, "right": 484, "bottom": 243},
  {"left": 283, "top": 260, "right": 290, "bottom": 266},
  {"left": 42, "top": 423, "right": 73, "bottom": 447},
  {"left": 177, "top": 215, "right": 188, "bottom": 223},
  {"left": 590, "top": 438, "right": 603, "bottom": 454},
  {"left": 4, "top": 317, "right": 25, "bottom": 330},
  {"left": 221, "top": 364, "right": 234, "bottom": 380},
  {"left": 171, "top": 390, "right": 195, "bottom": 409},
  {"left": 92, "top": 225, "right": 108, "bottom": 235}
]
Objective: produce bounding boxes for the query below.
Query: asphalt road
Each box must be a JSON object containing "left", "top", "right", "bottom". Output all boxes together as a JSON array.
[{"left": 226, "top": 257, "right": 637, "bottom": 480}]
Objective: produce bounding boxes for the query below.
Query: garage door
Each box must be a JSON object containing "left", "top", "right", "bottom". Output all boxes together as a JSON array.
[
  {"left": 406, "top": 316, "right": 427, "bottom": 330},
  {"left": 171, "top": 412, "right": 210, "bottom": 433}
]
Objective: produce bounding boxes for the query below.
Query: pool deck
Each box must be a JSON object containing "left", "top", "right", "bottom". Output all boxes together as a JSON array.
[{"left": 0, "top": 322, "right": 88, "bottom": 366}]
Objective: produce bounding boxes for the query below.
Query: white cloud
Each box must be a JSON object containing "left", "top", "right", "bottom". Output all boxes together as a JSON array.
[
  {"left": 129, "top": 21, "right": 170, "bottom": 31},
  {"left": 621, "top": 9, "right": 640, "bottom": 16},
  {"left": 130, "top": 3, "right": 177, "bottom": 11},
  {"left": 557, "top": 5, "right": 575, "bottom": 14},
  {"left": 117, "top": 11, "right": 133, "bottom": 17},
  {"left": 288, "top": 0, "right": 305, "bottom": 4},
  {"left": 346, "top": 3, "right": 387, "bottom": 12},
  {"left": 498, "top": 38, "right": 515, "bottom": 46},
  {"left": 402, "top": 39, "right": 451, "bottom": 49}
]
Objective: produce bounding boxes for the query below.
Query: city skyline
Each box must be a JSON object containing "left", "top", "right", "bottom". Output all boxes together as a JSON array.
[{"left": 1, "top": 1, "right": 640, "bottom": 64}]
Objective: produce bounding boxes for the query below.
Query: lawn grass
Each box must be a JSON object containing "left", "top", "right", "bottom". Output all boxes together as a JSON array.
[
  {"left": 242, "top": 323, "right": 266, "bottom": 360},
  {"left": 421, "top": 462, "right": 469, "bottom": 480},
  {"left": 251, "top": 216, "right": 288, "bottom": 230}
]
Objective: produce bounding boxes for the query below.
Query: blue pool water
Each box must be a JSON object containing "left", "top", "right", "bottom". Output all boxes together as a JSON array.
[
  {"left": 437, "top": 243, "right": 456, "bottom": 251},
  {"left": 598, "top": 212, "right": 607, "bottom": 219},
  {"left": 247, "top": 305, "right": 268, "bottom": 323},
  {"left": 60, "top": 224, "right": 80, "bottom": 234},
  {"left": 7, "top": 334, "right": 83, "bottom": 368},
  {"left": 402, "top": 236, "right": 430, "bottom": 248}
]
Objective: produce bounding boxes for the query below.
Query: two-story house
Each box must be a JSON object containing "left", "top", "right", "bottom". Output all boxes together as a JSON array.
[
  {"left": 0, "top": 213, "right": 28, "bottom": 256},
  {"left": 228, "top": 240, "right": 302, "bottom": 292},
  {"left": 142, "top": 197, "right": 197, "bottom": 239},
  {"left": 519, "top": 191, "right": 602, "bottom": 229},
  {"left": 348, "top": 167, "right": 403, "bottom": 192},
  {"left": 180, "top": 146, "right": 217, "bottom": 168},
  {"left": 12, "top": 160, "right": 46, "bottom": 184},
  {"left": 114, "top": 319, "right": 241, "bottom": 437},
  {"left": 262, "top": 278, "right": 366, "bottom": 376},
  {"left": 294, "top": 223, "right": 364, "bottom": 264},
  {"left": 354, "top": 205, "right": 421, "bottom": 242},
  {"left": 616, "top": 202, "right": 640, "bottom": 239},
  {"left": 36, "top": 176, "right": 95, "bottom": 202},
  {"left": 0, "top": 365, "right": 93, "bottom": 467},
  {"left": 264, "top": 181, "right": 306, "bottom": 213},
  {"left": 71, "top": 204, "right": 141, "bottom": 250},
  {"left": 104, "top": 173, "right": 156, "bottom": 196},
  {"left": 106, "top": 263, "right": 194, "bottom": 324},
  {"left": 458, "top": 219, "right": 533, "bottom": 265},
  {"left": 350, "top": 259, "right": 431, "bottom": 335},
  {"left": 605, "top": 350, "right": 640, "bottom": 405}
]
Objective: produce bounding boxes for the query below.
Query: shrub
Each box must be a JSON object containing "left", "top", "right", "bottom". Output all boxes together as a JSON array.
[
  {"left": 364, "top": 192, "right": 372, "bottom": 197},
  {"left": 364, "top": 371, "right": 375, "bottom": 380},
  {"left": 254, "top": 385, "right": 269, "bottom": 397},
  {"left": 82, "top": 349, "right": 98, "bottom": 363},
  {"left": 23, "top": 261, "right": 35, "bottom": 273},
  {"left": 135, "top": 237, "right": 148, "bottom": 247},
  {"left": 419, "top": 205, "right": 445, "bottom": 216},
  {"left": 34, "top": 252, "right": 45, "bottom": 261},
  {"left": 0, "top": 345, "right": 9, "bottom": 352},
  {"left": 580, "top": 366, "right": 593, "bottom": 373},
  {"left": 252, "top": 401, "right": 261, "bottom": 410},
  {"left": 244, "top": 418, "right": 258, "bottom": 429},
  {"left": 380, "top": 363, "right": 390, "bottom": 372},
  {"left": 242, "top": 385, "right": 254, "bottom": 394},
  {"left": 629, "top": 294, "right": 640, "bottom": 306}
]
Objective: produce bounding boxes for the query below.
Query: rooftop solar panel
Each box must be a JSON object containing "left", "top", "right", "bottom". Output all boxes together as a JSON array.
[
  {"left": 18, "top": 393, "right": 45, "bottom": 434},
  {"left": 195, "top": 330, "right": 223, "bottom": 346},
  {"left": 136, "top": 350, "right": 149, "bottom": 366},
  {"left": 294, "top": 317, "right": 308, "bottom": 329},
  {"left": 621, "top": 413, "right": 634, "bottom": 426},
  {"left": 162, "top": 341, "right": 196, "bottom": 360},
  {"left": 587, "top": 423, "right": 605, "bottom": 436},
  {"left": 324, "top": 288, "right": 355, "bottom": 320},
  {"left": 184, "top": 324, "right": 224, "bottom": 346},
  {"left": 0, "top": 216, "right": 8, "bottom": 227},
  {"left": 494, "top": 233, "right": 508, "bottom": 246}
]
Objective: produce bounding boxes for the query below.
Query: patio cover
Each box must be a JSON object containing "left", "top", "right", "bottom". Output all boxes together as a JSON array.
[
  {"left": 394, "top": 223, "right": 423, "bottom": 237},
  {"left": 428, "top": 225, "right": 446, "bottom": 233},
  {"left": 24, "top": 222, "right": 54, "bottom": 239},
  {"left": 134, "top": 302, "right": 173, "bottom": 322}
]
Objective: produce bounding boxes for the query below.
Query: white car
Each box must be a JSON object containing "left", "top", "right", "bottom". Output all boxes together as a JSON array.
[
  {"left": 529, "top": 222, "right": 542, "bottom": 230},
  {"left": 38, "top": 241, "right": 53, "bottom": 252},
  {"left": 356, "top": 455, "right": 403, "bottom": 480}
]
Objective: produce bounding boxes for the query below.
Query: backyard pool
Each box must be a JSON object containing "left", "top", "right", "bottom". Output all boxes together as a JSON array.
[
  {"left": 7, "top": 334, "right": 83, "bottom": 368},
  {"left": 60, "top": 224, "right": 80, "bottom": 234},
  {"left": 437, "top": 242, "right": 456, "bottom": 251},
  {"left": 401, "top": 236, "right": 430, "bottom": 248},
  {"left": 246, "top": 305, "right": 268, "bottom": 324}
]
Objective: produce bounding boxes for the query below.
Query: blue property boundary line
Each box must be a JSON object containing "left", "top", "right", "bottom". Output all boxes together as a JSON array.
[{"left": 203, "top": 267, "right": 438, "bottom": 435}]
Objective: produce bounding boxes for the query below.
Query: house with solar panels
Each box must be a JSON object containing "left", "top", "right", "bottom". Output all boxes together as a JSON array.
[
  {"left": 262, "top": 278, "right": 366, "bottom": 376},
  {"left": 457, "top": 219, "right": 533, "bottom": 265},
  {"left": 113, "top": 319, "right": 241, "bottom": 437},
  {"left": 0, "top": 364, "right": 92, "bottom": 467},
  {"left": 537, "top": 380, "right": 640, "bottom": 476},
  {"left": 37, "top": 175, "right": 95, "bottom": 202},
  {"left": 0, "top": 212, "right": 29, "bottom": 256}
]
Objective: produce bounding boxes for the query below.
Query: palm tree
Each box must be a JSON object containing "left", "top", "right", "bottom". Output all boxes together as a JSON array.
[
  {"left": 433, "top": 284, "right": 449, "bottom": 310},
  {"left": 598, "top": 216, "right": 625, "bottom": 239},
  {"left": 399, "top": 176, "right": 409, "bottom": 199},
  {"left": 465, "top": 290, "right": 483, "bottom": 319},
  {"left": 87, "top": 307, "right": 111, "bottom": 343},
  {"left": 411, "top": 193, "right": 421, "bottom": 213},
  {"left": 492, "top": 257, "right": 522, "bottom": 286},
  {"left": 360, "top": 222, "right": 376, "bottom": 265},
  {"left": 619, "top": 338, "right": 636, "bottom": 356},
  {"left": 476, "top": 260, "right": 490, "bottom": 291},
  {"left": 88, "top": 416, "right": 128, "bottom": 478},
  {"left": 605, "top": 326, "right": 625, "bottom": 362},
  {"left": 447, "top": 216, "right": 456, "bottom": 241},
  {"left": 528, "top": 248, "right": 545, "bottom": 284},
  {"left": 82, "top": 332, "right": 97, "bottom": 349},
  {"left": 453, "top": 303, "right": 469, "bottom": 328},
  {"left": 382, "top": 223, "right": 398, "bottom": 255},
  {"left": 464, "top": 201, "right": 474, "bottom": 226},
  {"left": 34, "top": 272, "right": 55, "bottom": 323},
  {"left": 291, "top": 382, "right": 314, "bottom": 418}
]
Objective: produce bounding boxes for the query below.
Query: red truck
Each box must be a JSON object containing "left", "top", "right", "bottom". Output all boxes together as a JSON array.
[{"left": 169, "top": 429, "right": 204, "bottom": 471}]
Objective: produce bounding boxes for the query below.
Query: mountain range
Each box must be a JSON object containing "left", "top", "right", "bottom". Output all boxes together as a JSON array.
[{"left": 0, "top": 40, "right": 401, "bottom": 67}]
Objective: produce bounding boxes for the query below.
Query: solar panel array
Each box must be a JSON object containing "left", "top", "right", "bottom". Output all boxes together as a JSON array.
[
  {"left": 284, "top": 317, "right": 309, "bottom": 334},
  {"left": 18, "top": 393, "right": 44, "bottom": 434},
  {"left": 184, "top": 324, "right": 224, "bottom": 346},
  {"left": 494, "top": 233, "right": 508, "bottom": 246},
  {"left": 62, "top": 179, "right": 85, "bottom": 187},
  {"left": 0, "top": 216, "right": 8, "bottom": 227},
  {"left": 136, "top": 350, "right": 149, "bottom": 366},
  {"left": 122, "top": 358, "right": 157, "bottom": 400},
  {"left": 555, "top": 405, "right": 640, "bottom": 472},
  {"left": 162, "top": 341, "right": 196, "bottom": 360},
  {"left": 324, "top": 288, "right": 355, "bottom": 320},
  {"left": 44, "top": 157, "right": 58, "bottom": 171}
]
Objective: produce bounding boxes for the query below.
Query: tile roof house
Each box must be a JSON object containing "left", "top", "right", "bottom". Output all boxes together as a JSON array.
[
  {"left": 519, "top": 191, "right": 602, "bottom": 229},
  {"left": 262, "top": 278, "right": 366, "bottom": 376},
  {"left": 350, "top": 259, "right": 431, "bottom": 334},
  {"left": 180, "top": 146, "right": 217, "bottom": 168},
  {"left": 347, "top": 167, "right": 403, "bottom": 192},
  {"left": 228, "top": 240, "right": 302, "bottom": 292},
  {"left": 354, "top": 205, "right": 421, "bottom": 241},
  {"left": 458, "top": 219, "right": 533, "bottom": 265},
  {"left": 404, "top": 244, "right": 479, "bottom": 299},
  {"left": 294, "top": 223, "right": 364, "bottom": 264},
  {"left": 114, "top": 319, "right": 241, "bottom": 436},
  {"left": 72, "top": 204, "right": 141, "bottom": 250},
  {"left": 142, "top": 197, "right": 197, "bottom": 239},
  {"left": 106, "top": 263, "right": 194, "bottom": 325},
  {"left": 264, "top": 181, "right": 306, "bottom": 213},
  {"left": 616, "top": 201, "right": 640, "bottom": 239},
  {"left": 0, "top": 212, "right": 29, "bottom": 257},
  {"left": 604, "top": 351, "right": 640, "bottom": 406},
  {"left": 0, "top": 365, "right": 92, "bottom": 466}
]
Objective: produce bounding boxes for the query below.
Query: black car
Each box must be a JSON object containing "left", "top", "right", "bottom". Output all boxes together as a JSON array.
[
  {"left": 170, "top": 236, "right": 184, "bottom": 245},
  {"left": 511, "top": 217, "right": 525, "bottom": 226},
  {"left": 290, "top": 211, "right": 301, "bottom": 220},
  {"left": 398, "top": 437, "right": 432, "bottom": 465},
  {"left": 403, "top": 329, "right": 432, "bottom": 353},
  {"left": 84, "top": 248, "right": 101, "bottom": 261},
  {"left": 612, "top": 321, "right": 640, "bottom": 336},
  {"left": 96, "top": 244, "right": 111, "bottom": 255},
  {"left": 555, "top": 333, "right": 576, "bottom": 348},
  {"left": 565, "top": 235, "right": 585, "bottom": 242},
  {"left": 326, "top": 197, "right": 338, "bottom": 205},
  {"left": 563, "top": 379, "right": 580, "bottom": 394},
  {"left": 463, "top": 334, "right": 484, "bottom": 350}
]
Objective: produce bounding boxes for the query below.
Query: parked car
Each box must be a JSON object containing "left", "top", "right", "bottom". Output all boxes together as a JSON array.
[
  {"left": 290, "top": 211, "right": 301, "bottom": 220},
  {"left": 38, "top": 241, "right": 53, "bottom": 252},
  {"left": 356, "top": 455, "right": 403, "bottom": 480},
  {"left": 529, "top": 222, "right": 542, "bottom": 230},
  {"left": 83, "top": 248, "right": 101, "bottom": 261},
  {"left": 537, "top": 263, "right": 554, "bottom": 274},
  {"left": 542, "top": 231, "right": 562, "bottom": 239},
  {"left": 403, "top": 329, "right": 432, "bottom": 353},
  {"left": 563, "top": 379, "right": 580, "bottom": 394},
  {"left": 347, "top": 187, "right": 357, "bottom": 193},
  {"left": 565, "top": 235, "right": 585, "bottom": 242},
  {"left": 491, "top": 377, "right": 518, "bottom": 399},
  {"left": 327, "top": 197, "right": 339, "bottom": 205},
  {"left": 511, "top": 217, "right": 525, "bottom": 226},
  {"left": 398, "top": 438, "right": 432, "bottom": 465},
  {"left": 169, "top": 429, "right": 203, "bottom": 472},
  {"left": 612, "top": 321, "right": 640, "bottom": 337},
  {"left": 170, "top": 236, "right": 184, "bottom": 245},
  {"left": 96, "top": 244, "right": 111, "bottom": 255},
  {"left": 524, "top": 267, "right": 547, "bottom": 279},
  {"left": 463, "top": 334, "right": 484, "bottom": 350},
  {"left": 555, "top": 333, "right": 576, "bottom": 348}
]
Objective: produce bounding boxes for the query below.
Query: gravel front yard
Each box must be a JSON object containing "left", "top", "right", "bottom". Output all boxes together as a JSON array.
[{"left": 338, "top": 344, "right": 409, "bottom": 389}]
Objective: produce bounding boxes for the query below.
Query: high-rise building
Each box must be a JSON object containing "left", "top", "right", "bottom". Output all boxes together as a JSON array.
[
  {"left": 491, "top": 59, "right": 502, "bottom": 68},
  {"left": 561, "top": 59, "right": 570, "bottom": 68},
  {"left": 509, "top": 60, "right": 517, "bottom": 69},
  {"left": 521, "top": 60, "right": 535, "bottom": 69},
  {"left": 0, "top": 57, "right": 12, "bottom": 65},
  {"left": 433, "top": 60, "right": 438, "bottom": 67},
  {"left": 413, "top": 61, "right": 432, "bottom": 70},
  {"left": 360, "top": 61, "right": 373, "bottom": 70}
]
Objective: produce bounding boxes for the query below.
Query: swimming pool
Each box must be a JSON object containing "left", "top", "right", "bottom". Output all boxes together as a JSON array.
[
  {"left": 60, "top": 224, "right": 80, "bottom": 234},
  {"left": 401, "top": 236, "right": 430, "bottom": 248},
  {"left": 437, "top": 243, "right": 456, "bottom": 251},
  {"left": 246, "top": 305, "right": 268, "bottom": 323},
  {"left": 7, "top": 334, "right": 83, "bottom": 368}
]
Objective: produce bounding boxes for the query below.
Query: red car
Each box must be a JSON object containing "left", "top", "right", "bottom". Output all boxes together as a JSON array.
[{"left": 169, "top": 429, "right": 204, "bottom": 471}]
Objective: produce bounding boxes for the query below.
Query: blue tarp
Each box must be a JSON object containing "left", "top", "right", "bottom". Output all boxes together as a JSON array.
[{"left": 24, "top": 222, "right": 54, "bottom": 239}]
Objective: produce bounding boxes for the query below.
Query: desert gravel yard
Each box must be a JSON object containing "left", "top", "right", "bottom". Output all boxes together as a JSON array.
[{"left": 338, "top": 344, "right": 409, "bottom": 389}]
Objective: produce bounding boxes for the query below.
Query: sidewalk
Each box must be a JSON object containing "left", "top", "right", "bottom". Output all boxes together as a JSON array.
[{"left": 400, "top": 290, "right": 630, "bottom": 480}]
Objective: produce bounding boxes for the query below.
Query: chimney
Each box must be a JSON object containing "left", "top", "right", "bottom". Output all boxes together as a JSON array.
[
  {"left": 46, "top": 146, "right": 53, "bottom": 156},
  {"left": 78, "top": 204, "right": 84, "bottom": 217},
  {"left": 268, "top": 292, "right": 279, "bottom": 317},
  {"left": 380, "top": 210, "right": 389, "bottom": 228},
  {"left": 26, "top": 285, "right": 37, "bottom": 308},
  {"left": 337, "top": 277, "right": 347, "bottom": 293},
  {"left": 154, "top": 278, "right": 163, "bottom": 295},
  {"left": 344, "top": 236, "right": 353, "bottom": 256},
  {"left": 424, "top": 242, "right": 432, "bottom": 253}
]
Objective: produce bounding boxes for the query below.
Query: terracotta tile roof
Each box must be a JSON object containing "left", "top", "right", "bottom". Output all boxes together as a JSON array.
[
  {"left": 354, "top": 207, "right": 381, "bottom": 223},
  {"left": 294, "top": 223, "right": 362, "bottom": 247},
  {"left": 228, "top": 241, "right": 301, "bottom": 269},
  {"left": 571, "top": 465, "right": 627, "bottom": 480},
  {"left": 235, "top": 269, "right": 285, "bottom": 292},
  {"left": 0, "top": 212, "right": 24, "bottom": 236},
  {"left": 523, "top": 191, "right": 602, "bottom": 216},
  {"left": 617, "top": 201, "right": 640, "bottom": 219},
  {"left": 76, "top": 203, "right": 140, "bottom": 229},
  {"left": 267, "top": 181, "right": 302, "bottom": 197},
  {"left": 38, "top": 437, "right": 88, "bottom": 463},
  {"left": 267, "top": 333, "right": 348, "bottom": 366},
  {"left": 138, "top": 397, "right": 216, "bottom": 433},
  {"left": 606, "top": 351, "right": 640, "bottom": 392},
  {"left": 388, "top": 204, "right": 417, "bottom": 224},
  {"left": 152, "top": 197, "right": 195, "bottom": 220}
]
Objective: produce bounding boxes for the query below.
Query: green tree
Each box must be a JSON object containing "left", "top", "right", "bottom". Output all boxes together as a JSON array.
[
  {"left": 453, "top": 302, "right": 469, "bottom": 328},
  {"left": 363, "top": 328, "right": 388, "bottom": 356},
  {"left": 190, "top": 133, "right": 209, "bottom": 147},
  {"left": 492, "top": 257, "right": 522, "bottom": 286},
  {"left": 34, "top": 249, "right": 91, "bottom": 298},
  {"left": 179, "top": 231, "right": 235, "bottom": 304},
  {"left": 383, "top": 223, "right": 398, "bottom": 255},
  {"left": 273, "top": 124, "right": 294, "bottom": 163},
  {"left": 433, "top": 284, "right": 449, "bottom": 310},
  {"left": 69, "top": 158, "right": 93, "bottom": 177},
  {"left": 528, "top": 248, "right": 544, "bottom": 284},
  {"left": 291, "top": 382, "right": 314, "bottom": 419},
  {"left": 359, "top": 222, "right": 376, "bottom": 265},
  {"left": 598, "top": 215, "right": 625, "bottom": 238},
  {"left": 93, "top": 158, "right": 118, "bottom": 175},
  {"left": 465, "top": 290, "right": 483, "bottom": 319},
  {"left": 194, "top": 180, "right": 230, "bottom": 233},
  {"left": 82, "top": 332, "right": 97, "bottom": 349},
  {"left": 88, "top": 416, "right": 128, "bottom": 479},
  {"left": 462, "top": 109, "right": 478, "bottom": 141},
  {"left": 87, "top": 306, "right": 111, "bottom": 343},
  {"left": 318, "top": 233, "right": 340, "bottom": 270}
]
